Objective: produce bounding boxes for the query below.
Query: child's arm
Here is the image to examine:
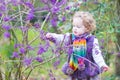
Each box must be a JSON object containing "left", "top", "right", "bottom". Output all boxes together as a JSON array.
[
  {"left": 92, "top": 38, "right": 109, "bottom": 72},
  {"left": 46, "top": 33, "right": 70, "bottom": 44}
]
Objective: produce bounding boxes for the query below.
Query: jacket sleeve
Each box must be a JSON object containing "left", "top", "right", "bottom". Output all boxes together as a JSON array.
[
  {"left": 47, "top": 33, "right": 70, "bottom": 44},
  {"left": 92, "top": 38, "right": 108, "bottom": 68}
]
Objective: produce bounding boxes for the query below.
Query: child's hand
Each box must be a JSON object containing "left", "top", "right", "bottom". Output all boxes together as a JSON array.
[
  {"left": 46, "top": 33, "right": 52, "bottom": 38},
  {"left": 101, "top": 66, "right": 109, "bottom": 72}
]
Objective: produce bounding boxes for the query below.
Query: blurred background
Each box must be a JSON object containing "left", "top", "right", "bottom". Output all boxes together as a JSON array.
[{"left": 0, "top": 0, "right": 120, "bottom": 80}]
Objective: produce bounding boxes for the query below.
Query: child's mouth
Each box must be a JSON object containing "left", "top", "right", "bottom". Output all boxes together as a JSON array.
[{"left": 74, "top": 31, "right": 77, "bottom": 34}]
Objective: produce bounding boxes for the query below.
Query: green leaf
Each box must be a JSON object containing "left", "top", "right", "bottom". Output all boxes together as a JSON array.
[
  {"left": 0, "top": 43, "right": 14, "bottom": 59},
  {"left": 107, "top": 24, "right": 114, "bottom": 33},
  {"left": 64, "top": 23, "right": 72, "bottom": 32},
  {"left": 58, "top": 21, "right": 63, "bottom": 27}
]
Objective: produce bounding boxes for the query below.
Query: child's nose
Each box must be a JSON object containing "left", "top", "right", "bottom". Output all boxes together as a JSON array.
[{"left": 74, "top": 28, "right": 77, "bottom": 30}]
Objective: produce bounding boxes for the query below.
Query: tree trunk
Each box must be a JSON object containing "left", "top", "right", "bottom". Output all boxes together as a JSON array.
[{"left": 115, "top": 0, "right": 120, "bottom": 79}]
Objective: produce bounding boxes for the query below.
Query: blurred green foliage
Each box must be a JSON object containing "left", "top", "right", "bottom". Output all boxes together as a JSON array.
[{"left": 0, "top": 0, "right": 119, "bottom": 80}]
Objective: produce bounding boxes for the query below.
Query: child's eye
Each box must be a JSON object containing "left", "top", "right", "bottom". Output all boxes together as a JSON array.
[
  {"left": 73, "top": 26, "right": 82, "bottom": 28},
  {"left": 73, "top": 26, "right": 80, "bottom": 28},
  {"left": 77, "top": 26, "right": 81, "bottom": 28}
]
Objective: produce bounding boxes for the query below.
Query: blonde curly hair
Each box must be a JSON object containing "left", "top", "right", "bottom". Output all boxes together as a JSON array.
[{"left": 73, "top": 11, "right": 96, "bottom": 33}]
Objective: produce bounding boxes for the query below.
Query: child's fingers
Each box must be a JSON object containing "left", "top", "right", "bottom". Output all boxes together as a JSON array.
[
  {"left": 103, "top": 67, "right": 108, "bottom": 72},
  {"left": 46, "top": 33, "right": 52, "bottom": 38},
  {"left": 101, "top": 66, "right": 109, "bottom": 72}
]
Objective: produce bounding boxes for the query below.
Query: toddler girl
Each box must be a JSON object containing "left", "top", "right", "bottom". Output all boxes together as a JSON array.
[{"left": 46, "top": 11, "right": 108, "bottom": 80}]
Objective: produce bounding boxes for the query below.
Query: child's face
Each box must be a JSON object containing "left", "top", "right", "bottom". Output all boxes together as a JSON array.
[{"left": 72, "top": 17, "right": 87, "bottom": 36}]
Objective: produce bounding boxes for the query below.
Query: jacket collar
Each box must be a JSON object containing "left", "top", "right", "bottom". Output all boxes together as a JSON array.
[{"left": 72, "top": 33, "right": 91, "bottom": 40}]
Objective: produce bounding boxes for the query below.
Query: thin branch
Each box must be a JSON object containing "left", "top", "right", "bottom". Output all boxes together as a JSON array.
[
  {"left": 22, "top": 54, "right": 59, "bottom": 73},
  {"left": 26, "top": 69, "right": 32, "bottom": 80},
  {"left": 28, "top": 12, "right": 51, "bottom": 45}
]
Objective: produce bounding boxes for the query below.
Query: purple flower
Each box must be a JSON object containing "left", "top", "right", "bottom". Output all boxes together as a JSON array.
[
  {"left": 10, "top": 0, "right": 18, "bottom": 6},
  {"left": 44, "top": 40, "right": 50, "bottom": 50},
  {"left": 54, "top": 47, "right": 62, "bottom": 54},
  {"left": 53, "top": 60, "right": 60, "bottom": 69},
  {"left": 65, "top": 6, "right": 71, "bottom": 10},
  {"left": 82, "top": 0, "right": 87, "bottom": 2},
  {"left": 111, "top": 51, "right": 114, "bottom": 54},
  {"left": 40, "top": 30, "right": 46, "bottom": 40},
  {"left": 54, "top": 0, "right": 67, "bottom": 7},
  {"left": 0, "top": 13, "right": 2, "bottom": 17},
  {"left": 12, "top": 52, "right": 19, "bottom": 58},
  {"left": 4, "top": 32, "right": 10, "bottom": 38},
  {"left": 14, "top": 44, "right": 19, "bottom": 48},
  {"left": 50, "top": 17, "right": 57, "bottom": 27},
  {"left": 14, "top": 44, "right": 23, "bottom": 48},
  {"left": 51, "top": 6, "right": 60, "bottom": 14},
  {"left": 0, "top": 5, "right": 6, "bottom": 11},
  {"left": 49, "top": 70, "right": 56, "bottom": 80},
  {"left": 3, "top": 16, "right": 10, "bottom": 22},
  {"left": 117, "top": 52, "right": 120, "bottom": 56},
  {"left": 50, "top": 0, "right": 56, "bottom": 5},
  {"left": 61, "top": 16, "right": 66, "bottom": 22},
  {"left": 20, "top": 26, "right": 28, "bottom": 32},
  {"left": 40, "top": 0, "right": 48, "bottom": 4},
  {"left": 0, "top": 0, "right": 4, "bottom": 3},
  {"left": 35, "top": 57, "right": 43, "bottom": 63},
  {"left": 2, "top": 25, "right": 11, "bottom": 30},
  {"left": 93, "top": 0, "right": 99, "bottom": 4},
  {"left": 33, "top": 23, "right": 40, "bottom": 28},
  {"left": 23, "top": 57, "right": 32, "bottom": 66},
  {"left": 37, "top": 46, "right": 46, "bottom": 55},
  {"left": 100, "top": 46, "right": 104, "bottom": 49},
  {"left": 100, "top": 39, "right": 104, "bottom": 43},
  {"left": 19, "top": 47, "right": 25, "bottom": 54},
  {"left": 27, "top": 45, "right": 34, "bottom": 50},
  {"left": 26, "top": 12, "right": 34, "bottom": 20},
  {"left": 24, "top": 2, "right": 34, "bottom": 9}
]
